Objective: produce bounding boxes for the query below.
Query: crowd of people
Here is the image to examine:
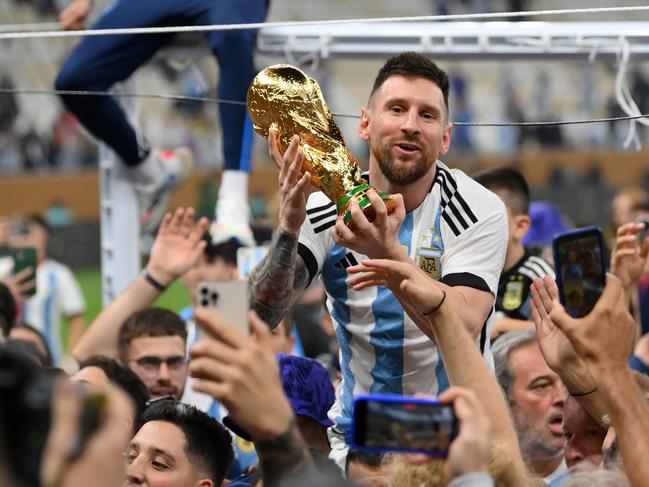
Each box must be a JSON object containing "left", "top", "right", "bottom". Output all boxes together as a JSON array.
[{"left": 1, "top": 8, "right": 649, "bottom": 486}]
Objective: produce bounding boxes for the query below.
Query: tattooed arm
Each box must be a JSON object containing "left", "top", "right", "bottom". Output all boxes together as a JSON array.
[
  {"left": 250, "top": 130, "right": 315, "bottom": 327},
  {"left": 249, "top": 229, "right": 311, "bottom": 328},
  {"left": 256, "top": 418, "right": 313, "bottom": 486}
]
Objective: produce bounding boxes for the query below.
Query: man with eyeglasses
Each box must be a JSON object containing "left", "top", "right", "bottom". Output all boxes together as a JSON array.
[{"left": 117, "top": 307, "right": 190, "bottom": 400}]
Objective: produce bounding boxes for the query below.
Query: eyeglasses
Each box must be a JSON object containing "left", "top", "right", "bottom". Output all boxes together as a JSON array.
[{"left": 130, "top": 356, "right": 188, "bottom": 376}]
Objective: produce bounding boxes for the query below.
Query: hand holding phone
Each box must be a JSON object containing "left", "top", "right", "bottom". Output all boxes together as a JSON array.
[
  {"left": 553, "top": 227, "right": 607, "bottom": 318},
  {"left": 10, "top": 247, "right": 37, "bottom": 297},
  {"left": 194, "top": 281, "right": 249, "bottom": 340},
  {"left": 351, "top": 393, "right": 458, "bottom": 456}
]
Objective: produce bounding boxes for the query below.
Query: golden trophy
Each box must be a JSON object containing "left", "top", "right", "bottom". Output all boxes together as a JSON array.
[{"left": 246, "top": 64, "right": 395, "bottom": 228}]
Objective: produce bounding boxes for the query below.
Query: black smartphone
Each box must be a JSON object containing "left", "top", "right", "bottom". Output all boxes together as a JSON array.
[
  {"left": 553, "top": 226, "right": 607, "bottom": 318},
  {"left": 638, "top": 217, "right": 649, "bottom": 243},
  {"left": 351, "top": 394, "right": 458, "bottom": 457},
  {"left": 11, "top": 246, "right": 37, "bottom": 296}
]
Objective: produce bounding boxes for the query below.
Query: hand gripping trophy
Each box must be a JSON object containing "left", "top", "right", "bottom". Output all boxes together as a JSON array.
[{"left": 247, "top": 64, "right": 395, "bottom": 228}]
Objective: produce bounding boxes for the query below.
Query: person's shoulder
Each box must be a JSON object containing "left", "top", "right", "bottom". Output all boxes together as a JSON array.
[
  {"left": 42, "top": 259, "right": 75, "bottom": 275},
  {"left": 517, "top": 252, "right": 555, "bottom": 280},
  {"left": 304, "top": 191, "right": 337, "bottom": 235},
  {"left": 435, "top": 162, "right": 506, "bottom": 234},
  {"left": 438, "top": 163, "right": 504, "bottom": 211}
]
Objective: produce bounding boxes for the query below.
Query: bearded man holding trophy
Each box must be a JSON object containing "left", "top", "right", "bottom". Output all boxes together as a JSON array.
[{"left": 248, "top": 52, "right": 508, "bottom": 468}]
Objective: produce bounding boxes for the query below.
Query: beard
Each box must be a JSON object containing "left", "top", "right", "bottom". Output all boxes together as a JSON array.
[
  {"left": 372, "top": 138, "right": 433, "bottom": 185},
  {"left": 513, "top": 409, "right": 565, "bottom": 462}
]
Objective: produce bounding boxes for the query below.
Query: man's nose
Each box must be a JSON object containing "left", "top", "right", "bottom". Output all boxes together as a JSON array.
[
  {"left": 400, "top": 109, "right": 420, "bottom": 135},
  {"left": 565, "top": 441, "right": 584, "bottom": 466},
  {"left": 125, "top": 456, "right": 145, "bottom": 484},
  {"left": 157, "top": 361, "right": 171, "bottom": 382}
]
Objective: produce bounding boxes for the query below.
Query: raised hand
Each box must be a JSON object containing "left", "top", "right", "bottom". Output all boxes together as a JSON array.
[
  {"left": 146, "top": 207, "right": 208, "bottom": 286},
  {"left": 347, "top": 258, "right": 444, "bottom": 315},
  {"left": 550, "top": 274, "right": 636, "bottom": 372},
  {"left": 189, "top": 309, "right": 294, "bottom": 441},
  {"left": 332, "top": 190, "right": 406, "bottom": 260},
  {"left": 2, "top": 266, "right": 36, "bottom": 304},
  {"left": 268, "top": 130, "right": 312, "bottom": 234},
  {"left": 611, "top": 222, "right": 649, "bottom": 289}
]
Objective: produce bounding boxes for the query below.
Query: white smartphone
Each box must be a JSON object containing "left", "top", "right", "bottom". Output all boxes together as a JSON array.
[{"left": 194, "top": 280, "right": 249, "bottom": 338}]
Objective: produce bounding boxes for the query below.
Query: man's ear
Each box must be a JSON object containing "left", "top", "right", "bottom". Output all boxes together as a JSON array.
[
  {"left": 513, "top": 214, "right": 532, "bottom": 241},
  {"left": 358, "top": 106, "right": 370, "bottom": 141},
  {"left": 195, "top": 479, "right": 213, "bottom": 487},
  {"left": 439, "top": 122, "right": 453, "bottom": 156}
]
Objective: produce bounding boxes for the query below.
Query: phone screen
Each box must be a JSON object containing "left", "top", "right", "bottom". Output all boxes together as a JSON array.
[
  {"left": 553, "top": 227, "right": 606, "bottom": 318},
  {"left": 352, "top": 394, "right": 458, "bottom": 456}
]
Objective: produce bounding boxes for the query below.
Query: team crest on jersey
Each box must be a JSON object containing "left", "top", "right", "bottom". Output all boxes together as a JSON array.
[
  {"left": 416, "top": 247, "right": 442, "bottom": 280},
  {"left": 503, "top": 281, "right": 524, "bottom": 310}
]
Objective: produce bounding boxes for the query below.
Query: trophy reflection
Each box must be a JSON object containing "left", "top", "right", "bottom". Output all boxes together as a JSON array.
[{"left": 246, "top": 64, "right": 395, "bottom": 228}]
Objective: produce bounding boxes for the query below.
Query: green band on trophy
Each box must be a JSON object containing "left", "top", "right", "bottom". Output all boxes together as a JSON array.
[{"left": 337, "top": 184, "right": 372, "bottom": 211}]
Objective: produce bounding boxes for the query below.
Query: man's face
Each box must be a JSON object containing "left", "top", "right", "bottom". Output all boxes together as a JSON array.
[
  {"left": 359, "top": 75, "right": 452, "bottom": 186},
  {"left": 562, "top": 397, "right": 607, "bottom": 468},
  {"left": 126, "top": 336, "right": 187, "bottom": 400},
  {"left": 124, "top": 420, "right": 210, "bottom": 487},
  {"left": 510, "top": 342, "right": 567, "bottom": 460},
  {"left": 181, "top": 254, "right": 236, "bottom": 296},
  {"left": 6, "top": 221, "right": 48, "bottom": 260}
]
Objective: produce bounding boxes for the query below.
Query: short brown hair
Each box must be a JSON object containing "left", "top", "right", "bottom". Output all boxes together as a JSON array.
[
  {"left": 370, "top": 52, "right": 450, "bottom": 111},
  {"left": 117, "top": 308, "right": 187, "bottom": 363}
]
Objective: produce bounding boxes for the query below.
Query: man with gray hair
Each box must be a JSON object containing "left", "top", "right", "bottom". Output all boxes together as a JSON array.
[{"left": 492, "top": 329, "right": 567, "bottom": 483}]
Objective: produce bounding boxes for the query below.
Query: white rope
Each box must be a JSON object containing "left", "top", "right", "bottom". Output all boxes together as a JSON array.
[
  {"left": 1, "top": 5, "right": 649, "bottom": 40},
  {"left": 3, "top": 87, "right": 649, "bottom": 127}
]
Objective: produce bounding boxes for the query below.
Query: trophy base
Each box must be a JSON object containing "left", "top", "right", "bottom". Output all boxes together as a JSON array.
[{"left": 337, "top": 184, "right": 396, "bottom": 229}]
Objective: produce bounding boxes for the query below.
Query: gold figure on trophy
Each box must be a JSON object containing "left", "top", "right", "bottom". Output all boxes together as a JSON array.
[{"left": 247, "top": 64, "right": 395, "bottom": 227}]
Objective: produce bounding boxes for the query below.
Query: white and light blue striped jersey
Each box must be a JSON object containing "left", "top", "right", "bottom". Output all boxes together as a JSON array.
[{"left": 297, "top": 161, "right": 508, "bottom": 438}]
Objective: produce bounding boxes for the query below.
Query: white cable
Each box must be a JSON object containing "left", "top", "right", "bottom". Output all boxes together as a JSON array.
[{"left": 1, "top": 5, "right": 649, "bottom": 40}]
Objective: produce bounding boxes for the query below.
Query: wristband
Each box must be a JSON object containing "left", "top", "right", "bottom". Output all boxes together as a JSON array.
[
  {"left": 570, "top": 387, "right": 597, "bottom": 397},
  {"left": 422, "top": 290, "right": 447, "bottom": 316},
  {"left": 142, "top": 270, "right": 167, "bottom": 292}
]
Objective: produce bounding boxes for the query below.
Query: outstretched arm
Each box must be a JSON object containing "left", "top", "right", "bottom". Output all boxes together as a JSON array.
[
  {"left": 249, "top": 130, "right": 313, "bottom": 327},
  {"left": 550, "top": 275, "right": 649, "bottom": 487},
  {"left": 73, "top": 208, "right": 208, "bottom": 362},
  {"left": 346, "top": 258, "right": 528, "bottom": 481}
]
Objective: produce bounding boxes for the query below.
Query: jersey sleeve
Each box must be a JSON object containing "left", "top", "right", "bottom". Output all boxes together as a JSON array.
[
  {"left": 297, "top": 192, "right": 337, "bottom": 285},
  {"left": 440, "top": 195, "right": 508, "bottom": 296},
  {"left": 56, "top": 264, "right": 86, "bottom": 316}
]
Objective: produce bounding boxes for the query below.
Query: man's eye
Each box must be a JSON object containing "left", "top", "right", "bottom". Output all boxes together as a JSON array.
[
  {"left": 152, "top": 461, "right": 169, "bottom": 470},
  {"left": 390, "top": 106, "right": 404, "bottom": 113},
  {"left": 125, "top": 453, "right": 137, "bottom": 464}
]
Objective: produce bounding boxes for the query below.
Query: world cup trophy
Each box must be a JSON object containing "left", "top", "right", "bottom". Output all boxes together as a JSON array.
[{"left": 246, "top": 64, "right": 395, "bottom": 228}]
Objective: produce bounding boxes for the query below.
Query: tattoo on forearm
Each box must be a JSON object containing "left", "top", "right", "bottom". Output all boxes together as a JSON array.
[
  {"left": 249, "top": 229, "right": 309, "bottom": 327},
  {"left": 256, "top": 418, "right": 312, "bottom": 486}
]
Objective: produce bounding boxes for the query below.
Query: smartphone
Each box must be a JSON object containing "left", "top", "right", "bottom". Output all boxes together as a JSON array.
[
  {"left": 194, "top": 280, "right": 249, "bottom": 339},
  {"left": 11, "top": 246, "right": 37, "bottom": 296},
  {"left": 351, "top": 393, "right": 459, "bottom": 456},
  {"left": 553, "top": 226, "right": 607, "bottom": 318}
]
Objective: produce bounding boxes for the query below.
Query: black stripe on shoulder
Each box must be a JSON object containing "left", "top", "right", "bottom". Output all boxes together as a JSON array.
[
  {"left": 454, "top": 192, "right": 478, "bottom": 224},
  {"left": 313, "top": 219, "right": 336, "bottom": 234},
  {"left": 306, "top": 201, "right": 335, "bottom": 215},
  {"left": 441, "top": 272, "right": 490, "bottom": 293},
  {"left": 309, "top": 208, "right": 337, "bottom": 224},
  {"left": 297, "top": 243, "right": 318, "bottom": 287},
  {"left": 480, "top": 308, "right": 494, "bottom": 353},
  {"left": 446, "top": 200, "right": 469, "bottom": 230},
  {"left": 437, "top": 166, "right": 457, "bottom": 190},
  {"left": 437, "top": 172, "right": 454, "bottom": 202},
  {"left": 442, "top": 211, "right": 461, "bottom": 236}
]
